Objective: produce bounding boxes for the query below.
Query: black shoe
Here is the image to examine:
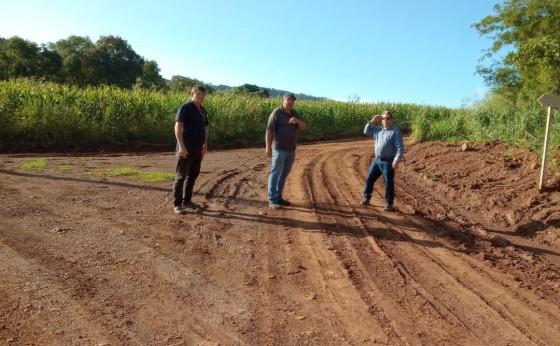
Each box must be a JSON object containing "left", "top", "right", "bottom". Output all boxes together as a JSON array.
[
  {"left": 182, "top": 201, "right": 199, "bottom": 209},
  {"left": 384, "top": 204, "right": 394, "bottom": 212},
  {"left": 277, "top": 198, "right": 291, "bottom": 206},
  {"left": 360, "top": 198, "right": 370, "bottom": 206}
]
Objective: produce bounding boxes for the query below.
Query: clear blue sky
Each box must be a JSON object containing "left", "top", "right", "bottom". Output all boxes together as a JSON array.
[{"left": 1, "top": 0, "right": 499, "bottom": 108}]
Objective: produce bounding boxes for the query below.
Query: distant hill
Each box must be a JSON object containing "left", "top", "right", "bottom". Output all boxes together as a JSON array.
[{"left": 210, "top": 84, "right": 327, "bottom": 101}]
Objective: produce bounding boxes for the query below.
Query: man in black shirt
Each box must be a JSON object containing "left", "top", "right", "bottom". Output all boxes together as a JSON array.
[{"left": 172, "top": 85, "right": 209, "bottom": 214}]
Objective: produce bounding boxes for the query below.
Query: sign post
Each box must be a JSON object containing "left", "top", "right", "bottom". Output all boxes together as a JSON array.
[{"left": 537, "top": 94, "right": 560, "bottom": 190}]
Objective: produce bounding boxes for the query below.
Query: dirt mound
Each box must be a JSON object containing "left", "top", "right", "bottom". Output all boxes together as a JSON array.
[{"left": 1, "top": 138, "right": 559, "bottom": 345}]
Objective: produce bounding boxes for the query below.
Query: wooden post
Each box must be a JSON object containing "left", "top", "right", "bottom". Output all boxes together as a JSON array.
[
  {"left": 539, "top": 106, "right": 553, "bottom": 190},
  {"left": 537, "top": 95, "right": 560, "bottom": 191}
]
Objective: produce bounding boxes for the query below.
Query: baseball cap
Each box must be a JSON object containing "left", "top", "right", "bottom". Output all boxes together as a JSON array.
[{"left": 283, "top": 92, "right": 296, "bottom": 100}]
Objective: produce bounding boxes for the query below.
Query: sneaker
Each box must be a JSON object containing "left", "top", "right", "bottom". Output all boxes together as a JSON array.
[
  {"left": 174, "top": 205, "right": 185, "bottom": 214},
  {"left": 383, "top": 204, "right": 394, "bottom": 212},
  {"left": 182, "top": 201, "right": 199, "bottom": 209},
  {"left": 277, "top": 198, "right": 291, "bottom": 206},
  {"left": 360, "top": 198, "right": 370, "bottom": 206},
  {"left": 269, "top": 201, "right": 281, "bottom": 209}
]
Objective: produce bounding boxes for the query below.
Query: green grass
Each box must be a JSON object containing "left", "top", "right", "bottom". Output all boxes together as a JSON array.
[
  {"left": 103, "top": 167, "right": 174, "bottom": 182},
  {"left": 58, "top": 164, "right": 73, "bottom": 172},
  {"left": 21, "top": 158, "right": 46, "bottom": 171},
  {"left": 137, "top": 172, "right": 175, "bottom": 182},
  {"left": 105, "top": 167, "right": 139, "bottom": 177}
]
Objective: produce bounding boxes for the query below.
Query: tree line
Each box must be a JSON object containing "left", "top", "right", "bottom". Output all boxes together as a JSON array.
[
  {"left": 3, "top": 0, "right": 558, "bottom": 107},
  {"left": 0, "top": 34, "right": 324, "bottom": 100},
  {"left": 0, "top": 35, "right": 173, "bottom": 91}
]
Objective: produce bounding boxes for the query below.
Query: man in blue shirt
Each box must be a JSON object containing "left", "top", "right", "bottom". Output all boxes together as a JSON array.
[
  {"left": 172, "top": 85, "right": 209, "bottom": 214},
  {"left": 361, "top": 111, "right": 404, "bottom": 211}
]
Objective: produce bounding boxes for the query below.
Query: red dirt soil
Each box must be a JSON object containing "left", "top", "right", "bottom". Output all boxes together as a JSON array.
[{"left": 1, "top": 138, "right": 560, "bottom": 345}]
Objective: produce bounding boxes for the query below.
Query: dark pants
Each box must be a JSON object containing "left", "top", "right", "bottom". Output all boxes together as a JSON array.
[
  {"left": 173, "top": 152, "right": 202, "bottom": 207},
  {"left": 363, "top": 157, "right": 395, "bottom": 206}
]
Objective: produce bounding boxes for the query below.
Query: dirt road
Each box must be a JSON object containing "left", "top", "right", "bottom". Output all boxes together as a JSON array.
[{"left": 1, "top": 138, "right": 559, "bottom": 345}]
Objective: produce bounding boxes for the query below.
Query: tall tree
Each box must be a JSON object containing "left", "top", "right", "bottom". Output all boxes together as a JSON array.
[
  {"left": 0, "top": 37, "right": 8, "bottom": 80},
  {"left": 1, "top": 36, "right": 40, "bottom": 79},
  {"left": 37, "top": 44, "right": 63, "bottom": 81},
  {"left": 169, "top": 75, "right": 199, "bottom": 93},
  {"left": 137, "top": 60, "right": 167, "bottom": 91},
  {"left": 234, "top": 83, "right": 269, "bottom": 98},
  {"left": 95, "top": 35, "right": 144, "bottom": 88},
  {"left": 168, "top": 75, "right": 214, "bottom": 94},
  {"left": 49, "top": 36, "right": 99, "bottom": 86},
  {"left": 473, "top": 0, "right": 560, "bottom": 103}
]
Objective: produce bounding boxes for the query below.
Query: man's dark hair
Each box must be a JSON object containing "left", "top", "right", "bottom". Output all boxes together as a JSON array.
[{"left": 190, "top": 84, "right": 206, "bottom": 95}]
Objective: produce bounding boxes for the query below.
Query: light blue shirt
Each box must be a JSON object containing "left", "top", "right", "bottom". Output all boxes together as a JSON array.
[{"left": 364, "top": 122, "right": 404, "bottom": 162}]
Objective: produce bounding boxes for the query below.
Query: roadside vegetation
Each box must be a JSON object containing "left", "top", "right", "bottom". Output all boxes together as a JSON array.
[{"left": 0, "top": 79, "right": 557, "bottom": 154}]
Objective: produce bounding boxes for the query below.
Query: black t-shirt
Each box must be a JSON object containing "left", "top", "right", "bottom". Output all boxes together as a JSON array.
[{"left": 175, "top": 101, "right": 209, "bottom": 152}]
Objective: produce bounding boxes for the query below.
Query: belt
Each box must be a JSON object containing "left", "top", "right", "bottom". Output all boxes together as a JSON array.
[{"left": 376, "top": 156, "right": 394, "bottom": 162}]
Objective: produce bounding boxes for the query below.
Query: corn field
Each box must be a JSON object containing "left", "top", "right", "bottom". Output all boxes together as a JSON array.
[{"left": 0, "top": 79, "right": 557, "bottom": 153}]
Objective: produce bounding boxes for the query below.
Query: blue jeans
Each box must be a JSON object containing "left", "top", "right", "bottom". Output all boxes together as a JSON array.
[
  {"left": 363, "top": 158, "right": 395, "bottom": 205},
  {"left": 268, "top": 149, "right": 296, "bottom": 202}
]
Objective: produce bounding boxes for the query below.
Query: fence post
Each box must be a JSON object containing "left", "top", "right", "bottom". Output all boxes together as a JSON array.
[{"left": 537, "top": 95, "right": 560, "bottom": 191}]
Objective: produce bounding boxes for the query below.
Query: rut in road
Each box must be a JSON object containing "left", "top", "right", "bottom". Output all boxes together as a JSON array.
[
  {"left": 2, "top": 140, "right": 560, "bottom": 345},
  {"left": 283, "top": 142, "right": 560, "bottom": 345}
]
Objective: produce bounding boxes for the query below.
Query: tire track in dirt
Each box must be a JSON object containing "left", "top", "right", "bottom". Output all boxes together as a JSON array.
[
  {"left": 293, "top": 141, "right": 560, "bottom": 345},
  {"left": 187, "top": 146, "right": 393, "bottom": 344},
  {"left": 361, "top": 143, "right": 560, "bottom": 344},
  {"left": 298, "top": 145, "right": 470, "bottom": 345},
  {"left": 398, "top": 158, "right": 560, "bottom": 291},
  {"left": 353, "top": 149, "right": 560, "bottom": 345},
  {"left": 291, "top": 147, "right": 403, "bottom": 344},
  {"left": 0, "top": 222, "right": 146, "bottom": 345},
  {"left": 204, "top": 149, "right": 377, "bottom": 344},
  {"left": 390, "top": 165, "right": 560, "bottom": 344},
  {"left": 2, "top": 142, "right": 560, "bottom": 345},
  {"left": 330, "top": 149, "right": 480, "bottom": 332},
  {"left": 194, "top": 143, "right": 560, "bottom": 343},
  {"left": 193, "top": 153, "right": 296, "bottom": 343},
  {"left": 173, "top": 150, "right": 330, "bottom": 343},
  {"left": 190, "top": 149, "right": 366, "bottom": 344},
  {"left": 0, "top": 170, "right": 252, "bottom": 345}
]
